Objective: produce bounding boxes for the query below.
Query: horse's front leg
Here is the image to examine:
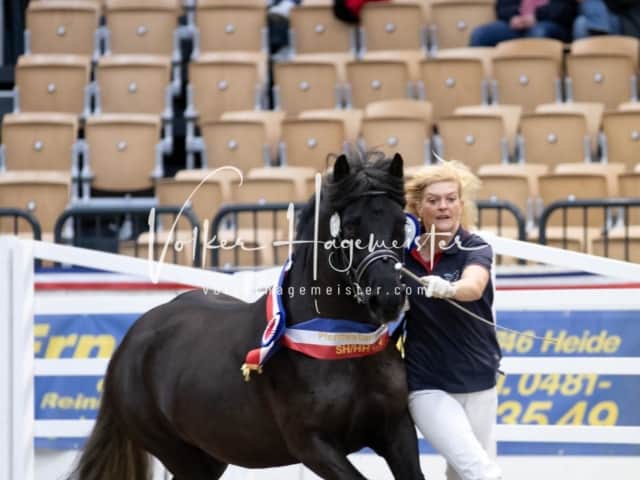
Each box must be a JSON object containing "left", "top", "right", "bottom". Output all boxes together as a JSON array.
[
  {"left": 284, "top": 433, "right": 367, "bottom": 480},
  {"left": 372, "top": 411, "right": 425, "bottom": 479}
]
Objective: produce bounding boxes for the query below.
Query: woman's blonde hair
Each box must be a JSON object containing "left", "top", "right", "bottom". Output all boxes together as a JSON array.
[{"left": 405, "top": 158, "right": 482, "bottom": 229}]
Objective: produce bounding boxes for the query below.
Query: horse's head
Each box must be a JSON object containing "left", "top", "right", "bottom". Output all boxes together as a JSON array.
[{"left": 321, "top": 150, "right": 407, "bottom": 325}]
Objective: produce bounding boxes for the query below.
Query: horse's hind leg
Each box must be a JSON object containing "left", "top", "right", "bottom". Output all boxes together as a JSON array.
[{"left": 144, "top": 435, "right": 228, "bottom": 480}]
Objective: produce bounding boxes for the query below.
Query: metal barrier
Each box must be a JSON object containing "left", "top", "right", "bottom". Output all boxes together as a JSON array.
[
  {"left": 539, "top": 198, "right": 640, "bottom": 260},
  {"left": 53, "top": 204, "right": 201, "bottom": 267},
  {"left": 477, "top": 199, "right": 527, "bottom": 241},
  {"left": 0, "top": 208, "right": 42, "bottom": 240},
  {"left": 209, "top": 202, "right": 306, "bottom": 269}
]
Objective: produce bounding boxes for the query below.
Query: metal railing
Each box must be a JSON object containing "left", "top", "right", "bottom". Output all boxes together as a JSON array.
[
  {"left": 539, "top": 198, "right": 640, "bottom": 261},
  {"left": 477, "top": 199, "right": 527, "bottom": 241},
  {"left": 53, "top": 204, "right": 201, "bottom": 267}
]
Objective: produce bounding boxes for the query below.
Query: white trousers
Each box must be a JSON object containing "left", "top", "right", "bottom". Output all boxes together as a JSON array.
[{"left": 408, "top": 387, "right": 502, "bottom": 480}]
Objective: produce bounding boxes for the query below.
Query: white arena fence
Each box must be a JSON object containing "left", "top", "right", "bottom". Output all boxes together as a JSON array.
[{"left": 1, "top": 233, "right": 640, "bottom": 480}]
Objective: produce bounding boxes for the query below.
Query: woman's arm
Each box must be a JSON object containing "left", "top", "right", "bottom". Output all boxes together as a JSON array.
[{"left": 452, "top": 264, "right": 490, "bottom": 302}]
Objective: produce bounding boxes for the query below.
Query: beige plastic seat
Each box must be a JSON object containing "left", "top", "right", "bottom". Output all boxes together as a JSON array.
[
  {"left": 535, "top": 172, "right": 611, "bottom": 253},
  {"left": 602, "top": 110, "right": 640, "bottom": 170},
  {"left": 419, "top": 57, "right": 487, "bottom": 122},
  {"left": 105, "top": 0, "right": 180, "bottom": 56},
  {"left": 187, "top": 53, "right": 267, "bottom": 124},
  {"left": 194, "top": 1, "right": 267, "bottom": 55},
  {"left": 359, "top": 2, "right": 426, "bottom": 53},
  {"left": 0, "top": 113, "right": 78, "bottom": 173},
  {"left": 84, "top": 113, "right": 163, "bottom": 194},
  {"left": 289, "top": 4, "right": 356, "bottom": 56},
  {"left": 491, "top": 55, "right": 562, "bottom": 113},
  {"left": 273, "top": 61, "right": 342, "bottom": 116},
  {"left": 26, "top": 0, "right": 100, "bottom": 56},
  {"left": 0, "top": 171, "right": 71, "bottom": 235},
  {"left": 434, "top": 47, "right": 495, "bottom": 78},
  {"left": 360, "top": 117, "right": 430, "bottom": 167},
  {"left": 361, "top": 49, "right": 425, "bottom": 84},
  {"left": 454, "top": 104, "right": 522, "bottom": 157},
  {"left": 535, "top": 102, "right": 604, "bottom": 156},
  {"left": 365, "top": 99, "right": 432, "bottom": 132},
  {"left": 518, "top": 112, "right": 591, "bottom": 167},
  {"left": 279, "top": 118, "right": 346, "bottom": 172},
  {"left": 221, "top": 110, "right": 286, "bottom": 163},
  {"left": 438, "top": 114, "right": 509, "bottom": 169},
  {"left": 554, "top": 162, "right": 624, "bottom": 198},
  {"left": 478, "top": 163, "right": 548, "bottom": 232},
  {"left": 495, "top": 38, "right": 564, "bottom": 67},
  {"left": 199, "top": 119, "right": 273, "bottom": 173},
  {"left": 619, "top": 172, "right": 640, "bottom": 226},
  {"left": 15, "top": 54, "right": 91, "bottom": 115},
  {"left": 95, "top": 54, "right": 172, "bottom": 115},
  {"left": 430, "top": 0, "right": 495, "bottom": 50},
  {"left": 566, "top": 37, "right": 640, "bottom": 110},
  {"left": 298, "top": 108, "right": 363, "bottom": 143},
  {"left": 346, "top": 59, "right": 413, "bottom": 109}
]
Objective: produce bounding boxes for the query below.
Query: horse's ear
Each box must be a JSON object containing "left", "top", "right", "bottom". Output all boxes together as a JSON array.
[
  {"left": 333, "top": 154, "right": 350, "bottom": 181},
  {"left": 389, "top": 153, "right": 404, "bottom": 179}
]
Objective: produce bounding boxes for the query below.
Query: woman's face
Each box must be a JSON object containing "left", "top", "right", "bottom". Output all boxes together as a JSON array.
[{"left": 417, "top": 180, "right": 463, "bottom": 236}]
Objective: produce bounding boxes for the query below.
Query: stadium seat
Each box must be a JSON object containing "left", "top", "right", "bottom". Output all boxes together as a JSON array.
[
  {"left": 592, "top": 226, "right": 640, "bottom": 262},
  {"left": 186, "top": 53, "right": 267, "bottom": 123},
  {"left": 360, "top": 116, "right": 431, "bottom": 167},
  {"left": 273, "top": 61, "right": 343, "bottom": 115},
  {"left": 346, "top": 59, "right": 414, "bottom": 109},
  {"left": 491, "top": 57, "right": 562, "bottom": 113},
  {"left": 536, "top": 171, "right": 611, "bottom": 253},
  {"left": 419, "top": 57, "right": 487, "bottom": 122},
  {"left": 104, "top": 0, "right": 181, "bottom": 57},
  {"left": 298, "top": 108, "right": 363, "bottom": 143},
  {"left": 359, "top": 2, "right": 427, "bottom": 53},
  {"left": 94, "top": 54, "right": 173, "bottom": 115},
  {"left": 601, "top": 110, "right": 640, "bottom": 170},
  {"left": 83, "top": 113, "right": 164, "bottom": 195},
  {"left": 618, "top": 172, "right": 640, "bottom": 226},
  {"left": 495, "top": 38, "right": 564, "bottom": 68},
  {"left": 438, "top": 114, "right": 509, "bottom": 168},
  {"left": 518, "top": 112, "right": 591, "bottom": 166},
  {"left": 279, "top": 117, "right": 346, "bottom": 172},
  {"left": 0, "top": 112, "right": 78, "bottom": 172},
  {"left": 566, "top": 36, "right": 640, "bottom": 110},
  {"left": 454, "top": 104, "right": 522, "bottom": 158},
  {"left": 14, "top": 54, "right": 92, "bottom": 116},
  {"left": 535, "top": 102, "right": 604, "bottom": 158},
  {"left": 221, "top": 110, "right": 285, "bottom": 163},
  {"left": 0, "top": 170, "right": 71, "bottom": 235},
  {"left": 193, "top": 1, "right": 267, "bottom": 56},
  {"left": 429, "top": 0, "right": 495, "bottom": 51},
  {"left": 199, "top": 119, "right": 273, "bottom": 172},
  {"left": 289, "top": 3, "right": 356, "bottom": 56},
  {"left": 25, "top": 0, "right": 100, "bottom": 57},
  {"left": 477, "top": 163, "right": 548, "bottom": 232},
  {"left": 365, "top": 98, "right": 432, "bottom": 126}
]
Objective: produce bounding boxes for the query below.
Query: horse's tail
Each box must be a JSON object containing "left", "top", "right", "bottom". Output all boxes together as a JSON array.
[{"left": 67, "top": 389, "right": 149, "bottom": 480}]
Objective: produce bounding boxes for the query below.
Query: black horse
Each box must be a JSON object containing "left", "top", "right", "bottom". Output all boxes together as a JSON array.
[{"left": 69, "top": 151, "right": 425, "bottom": 480}]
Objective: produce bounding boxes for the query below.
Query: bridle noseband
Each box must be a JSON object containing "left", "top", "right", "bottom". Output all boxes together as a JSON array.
[{"left": 330, "top": 191, "right": 404, "bottom": 304}]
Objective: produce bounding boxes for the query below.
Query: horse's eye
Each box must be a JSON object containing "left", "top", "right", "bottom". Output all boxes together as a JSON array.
[{"left": 342, "top": 223, "right": 357, "bottom": 238}]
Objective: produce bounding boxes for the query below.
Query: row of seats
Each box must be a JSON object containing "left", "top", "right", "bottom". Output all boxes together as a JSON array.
[
  {"left": 4, "top": 98, "right": 640, "bottom": 196},
  {"left": 2, "top": 164, "right": 639, "bottom": 264}
]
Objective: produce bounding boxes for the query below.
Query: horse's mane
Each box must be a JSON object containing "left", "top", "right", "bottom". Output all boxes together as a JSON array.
[{"left": 295, "top": 149, "right": 406, "bottom": 244}]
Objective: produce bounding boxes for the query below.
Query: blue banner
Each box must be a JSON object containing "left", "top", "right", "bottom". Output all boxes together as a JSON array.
[{"left": 34, "top": 310, "right": 640, "bottom": 453}]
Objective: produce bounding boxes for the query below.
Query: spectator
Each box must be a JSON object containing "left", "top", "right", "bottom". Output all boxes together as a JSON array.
[
  {"left": 333, "top": 0, "right": 388, "bottom": 24},
  {"left": 470, "top": 0, "right": 576, "bottom": 47},
  {"left": 267, "top": 0, "right": 303, "bottom": 55},
  {"left": 573, "top": 0, "right": 640, "bottom": 39}
]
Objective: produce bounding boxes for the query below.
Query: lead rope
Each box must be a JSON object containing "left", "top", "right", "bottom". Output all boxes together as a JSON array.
[{"left": 394, "top": 263, "right": 558, "bottom": 346}]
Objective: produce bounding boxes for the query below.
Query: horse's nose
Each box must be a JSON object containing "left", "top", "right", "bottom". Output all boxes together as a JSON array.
[{"left": 369, "top": 288, "right": 405, "bottom": 324}]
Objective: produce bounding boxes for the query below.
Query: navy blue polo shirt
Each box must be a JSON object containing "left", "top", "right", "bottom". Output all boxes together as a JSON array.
[{"left": 404, "top": 226, "right": 502, "bottom": 394}]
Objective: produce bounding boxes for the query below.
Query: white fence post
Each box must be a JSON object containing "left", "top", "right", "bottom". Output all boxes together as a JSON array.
[{"left": 0, "top": 236, "right": 35, "bottom": 480}]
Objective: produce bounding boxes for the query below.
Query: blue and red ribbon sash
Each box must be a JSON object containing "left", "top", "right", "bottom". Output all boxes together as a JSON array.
[{"left": 241, "top": 258, "right": 405, "bottom": 381}]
